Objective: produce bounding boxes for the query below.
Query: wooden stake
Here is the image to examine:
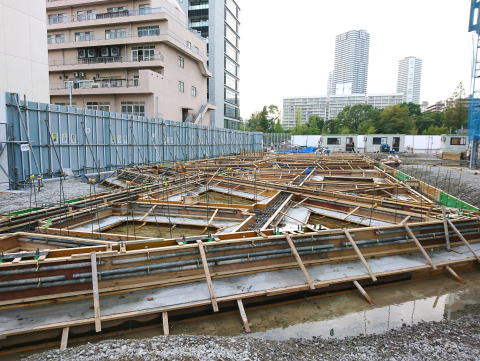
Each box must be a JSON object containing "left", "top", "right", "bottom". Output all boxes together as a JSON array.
[
  {"left": 60, "top": 327, "right": 69, "bottom": 351},
  {"left": 343, "top": 206, "right": 360, "bottom": 221},
  {"left": 285, "top": 235, "right": 315, "bottom": 290},
  {"left": 442, "top": 206, "right": 451, "bottom": 250},
  {"left": 353, "top": 280, "right": 374, "bottom": 305},
  {"left": 343, "top": 229, "right": 377, "bottom": 282},
  {"left": 447, "top": 219, "right": 480, "bottom": 262},
  {"left": 90, "top": 253, "right": 102, "bottom": 332},
  {"left": 162, "top": 311, "right": 169, "bottom": 335},
  {"left": 445, "top": 266, "right": 465, "bottom": 284},
  {"left": 197, "top": 241, "right": 219, "bottom": 312},
  {"left": 403, "top": 225, "right": 437, "bottom": 270},
  {"left": 236, "top": 299, "right": 251, "bottom": 333}
]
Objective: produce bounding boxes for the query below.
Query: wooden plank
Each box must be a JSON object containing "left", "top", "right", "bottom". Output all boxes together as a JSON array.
[
  {"left": 399, "top": 216, "right": 411, "bottom": 225},
  {"left": 342, "top": 206, "right": 360, "bottom": 221},
  {"left": 343, "top": 229, "right": 377, "bottom": 282},
  {"left": 404, "top": 225, "right": 438, "bottom": 270},
  {"left": 236, "top": 299, "right": 251, "bottom": 333},
  {"left": 447, "top": 219, "right": 480, "bottom": 262},
  {"left": 445, "top": 265, "right": 465, "bottom": 284},
  {"left": 197, "top": 241, "right": 219, "bottom": 312},
  {"left": 90, "top": 253, "right": 102, "bottom": 332},
  {"left": 353, "top": 281, "right": 374, "bottom": 305},
  {"left": 442, "top": 206, "right": 451, "bottom": 250},
  {"left": 285, "top": 235, "right": 315, "bottom": 290},
  {"left": 162, "top": 311, "right": 169, "bottom": 335},
  {"left": 60, "top": 327, "right": 69, "bottom": 351}
]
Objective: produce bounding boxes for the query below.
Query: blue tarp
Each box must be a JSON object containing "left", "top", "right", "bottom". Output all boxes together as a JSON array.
[{"left": 278, "top": 146, "right": 316, "bottom": 154}]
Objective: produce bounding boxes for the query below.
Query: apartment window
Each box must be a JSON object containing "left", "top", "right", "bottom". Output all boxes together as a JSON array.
[
  {"left": 186, "top": 41, "right": 192, "bottom": 49},
  {"left": 225, "top": 10, "right": 237, "bottom": 30},
  {"left": 47, "top": 34, "right": 65, "bottom": 44},
  {"left": 450, "top": 137, "right": 466, "bottom": 145},
  {"left": 225, "top": 0, "right": 238, "bottom": 16},
  {"left": 121, "top": 102, "right": 145, "bottom": 116},
  {"left": 225, "top": 57, "right": 237, "bottom": 75},
  {"left": 105, "top": 28, "right": 126, "bottom": 39},
  {"left": 133, "top": 75, "right": 139, "bottom": 86},
  {"left": 225, "top": 41, "right": 237, "bottom": 61},
  {"left": 48, "top": 13, "right": 66, "bottom": 24},
  {"left": 225, "top": 88, "right": 237, "bottom": 105},
  {"left": 327, "top": 138, "right": 340, "bottom": 145},
  {"left": 139, "top": 4, "right": 151, "bottom": 14},
  {"left": 107, "top": 6, "right": 128, "bottom": 13},
  {"left": 191, "top": 86, "right": 197, "bottom": 97},
  {"left": 138, "top": 26, "right": 160, "bottom": 37},
  {"left": 75, "top": 31, "right": 95, "bottom": 42},
  {"left": 77, "top": 10, "right": 96, "bottom": 21},
  {"left": 178, "top": 56, "right": 185, "bottom": 68},
  {"left": 225, "top": 25, "right": 237, "bottom": 47},
  {"left": 225, "top": 73, "right": 237, "bottom": 90},
  {"left": 178, "top": 81, "right": 185, "bottom": 93},
  {"left": 87, "top": 102, "right": 110, "bottom": 112},
  {"left": 224, "top": 103, "right": 238, "bottom": 119},
  {"left": 131, "top": 46, "right": 155, "bottom": 61}
]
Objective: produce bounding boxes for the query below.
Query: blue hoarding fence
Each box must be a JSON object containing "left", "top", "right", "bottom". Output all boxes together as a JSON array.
[{"left": 2, "top": 93, "right": 262, "bottom": 190}]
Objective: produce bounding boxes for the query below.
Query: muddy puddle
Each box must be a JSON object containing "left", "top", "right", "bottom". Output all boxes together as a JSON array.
[
  {"left": 104, "top": 221, "right": 216, "bottom": 238},
  {"left": 127, "top": 271, "right": 480, "bottom": 341}
]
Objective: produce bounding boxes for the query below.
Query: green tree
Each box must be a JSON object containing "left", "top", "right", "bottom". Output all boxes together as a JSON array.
[
  {"left": 336, "top": 104, "right": 380, "bottom": 133},
  {"left": 400, "top": 102, "right": 422, "bottom": 117},
  {"left": 442, "top": 82, "right": 468, "bottom": 132},
  {"left": 416, "top": 111, "right": 443, "bottom": 135},
  {"left": 273, "top": 121, "right": 285, "bottom": 133},
  {"left": 377, "top": 105, "right": 416, "bottom": 134},
  {"left": 358, "top": 119, "right": 377, "bottom": 134},
  {"left": 245, "top": 105, "right": 282, "bottom": 133}
]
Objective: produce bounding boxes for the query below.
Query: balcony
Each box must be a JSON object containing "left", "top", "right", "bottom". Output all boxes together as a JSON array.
[
  {"left": 49, "top": 55, "right": 165, "bottom": 72},
  {"left": 50, "top": 69, "right": 162, "bottom": 96}
]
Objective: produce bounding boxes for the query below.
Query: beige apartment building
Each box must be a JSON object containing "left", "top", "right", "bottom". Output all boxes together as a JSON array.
[{"left": 46, "top": 0, "right": 213, "bottom": 124}]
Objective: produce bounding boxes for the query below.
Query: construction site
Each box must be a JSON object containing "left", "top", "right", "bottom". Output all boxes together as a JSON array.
[{"left": 0, "top": 149, "right": 480, "bottom": 360}]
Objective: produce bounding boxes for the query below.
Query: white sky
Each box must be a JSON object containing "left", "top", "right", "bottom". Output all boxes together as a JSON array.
[{"left": 239, "top": 0, "right": 473, "bottom": 118}]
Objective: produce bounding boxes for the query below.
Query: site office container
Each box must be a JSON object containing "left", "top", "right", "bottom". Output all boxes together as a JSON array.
[
  {"left": 318, "top": 135, "right": 358, "bottom": 153},
  {"left": 440, "top": 134, "right": 468, "bottom": 153},
  {"left": 359, "top": 134, "right": 405, "bottom": 153}
]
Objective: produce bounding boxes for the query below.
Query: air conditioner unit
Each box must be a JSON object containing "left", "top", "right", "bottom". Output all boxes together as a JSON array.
[
  {"left": 79, "top": 72, "right": 85, "bottom": 77},
  {"left": 100, "top": 47, "right": 109, "bottom": 57},
  {"left": 91, "top": 83, "right": 100, "bottom": 88},
  {"left": 110, "top": 47, "right": 120, "bottom": 57},
  {"left": 78, "top": 49, "right": 86, "bottom": 58},
  {"left": 73, "top": 72, "right": 79, "bottom": 77},
  {"left": 87, "top": 49, "right": 96, "bottom": 57}
]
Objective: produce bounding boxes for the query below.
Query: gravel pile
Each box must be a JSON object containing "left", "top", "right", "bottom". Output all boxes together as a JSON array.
[{"left": 23, "top": 312, "right": 480, "bottom": 361}]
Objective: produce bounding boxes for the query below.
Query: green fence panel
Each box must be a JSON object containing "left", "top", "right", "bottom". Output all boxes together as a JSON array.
[{"left": 439, "top": 192, "right": 479, "bottom": 212}]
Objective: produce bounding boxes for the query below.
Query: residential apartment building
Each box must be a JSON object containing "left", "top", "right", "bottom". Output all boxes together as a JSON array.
[
  {"left": 397, "top": 56, "right": 422, "bottom": 104},
  {"left": 46, "top": 0, "right": 214, "bottom": 124},
  {"left": 282, "top": 97, "right": 328, "bottom": 129},
  {"left": 0, "top": 0, "right": 50, "bottom": 102},
  {"left": 282, "top": 94, "right": 404, "bottom": 129},
  {"left": 332, "top": 30, "right": 370, "bottom": 95},
  {"left": 179, "top": 0, "right": 241, "bottom": 129}
]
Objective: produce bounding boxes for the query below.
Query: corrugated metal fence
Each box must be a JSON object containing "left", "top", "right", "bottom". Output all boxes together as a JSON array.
[{"left": 1, "top": 93, "right": 262, "bottom": 189}]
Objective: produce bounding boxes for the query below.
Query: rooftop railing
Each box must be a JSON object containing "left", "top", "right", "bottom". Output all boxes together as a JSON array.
[{"left": 50, "top": 79, "right": 139, "bottom": 90}]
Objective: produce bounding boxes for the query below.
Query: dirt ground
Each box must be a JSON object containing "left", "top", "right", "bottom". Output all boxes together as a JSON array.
[
  {"left": 0, "top": 177, "right": 110, "bottom": 213},
  {"left": 399, "top": 164, "right": 480, "bottom": 208},
  {"left": 21, "top": 309, "right": 480, "bottom": 361}
]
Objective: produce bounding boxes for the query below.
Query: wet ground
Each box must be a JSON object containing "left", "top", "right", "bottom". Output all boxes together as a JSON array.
[
  {"left": 17, "top": 271, "right": 480, "bottom": 361},
  {"left": 129, "top": 271, "right": 480, "bottom": 341}
]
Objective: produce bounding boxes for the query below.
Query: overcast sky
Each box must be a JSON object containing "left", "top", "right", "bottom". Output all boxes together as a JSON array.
[{"left": 238, "top": 0, "right": 472, "bottom": 118}]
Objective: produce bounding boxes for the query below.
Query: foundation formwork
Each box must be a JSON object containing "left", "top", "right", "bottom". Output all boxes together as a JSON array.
[{"left": 0, "top": 152, "right": 479, "bottom": 354}]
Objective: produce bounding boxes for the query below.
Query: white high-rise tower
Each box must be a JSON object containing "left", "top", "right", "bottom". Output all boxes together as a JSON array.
[
  {"left": 332, "top": 30, "right": 370, "bottom": 95},
  {"left": 397, "top": 56, "right": 422, "bottom": 104}
]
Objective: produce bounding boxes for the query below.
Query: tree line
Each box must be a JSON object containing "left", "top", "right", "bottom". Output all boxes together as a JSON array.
[{"left": 244, "top": 83, "right": 468, "bottom": 135}]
